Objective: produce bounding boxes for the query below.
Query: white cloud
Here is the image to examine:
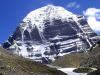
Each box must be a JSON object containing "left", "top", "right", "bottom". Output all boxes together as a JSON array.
[
  {"left": 67, "top": 2, "right": 80, "bottom": 9},
  {"left": 83, "top": 8, "right": 100, "bottom": 32}
]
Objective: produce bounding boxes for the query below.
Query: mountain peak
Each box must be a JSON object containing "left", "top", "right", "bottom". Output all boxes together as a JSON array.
[
  {"left": 22, "top": 5, "right": 76, "bottom": 33},
  {"left": 23, "top": 5, "right": 75, "bottom": 23},
  {"left": 45, "top": 4, "right": 56, "bottom": 8}
]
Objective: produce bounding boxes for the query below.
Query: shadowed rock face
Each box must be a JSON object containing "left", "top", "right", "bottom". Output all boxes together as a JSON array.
[
  {"left": 2, "top": 5, "right": 98, "bottom": 64},
  {"left": 11, "top": 26, "right": 42, "bottom": 42},
  {"left": 43, "top": 19, "right": 77, "bottom": 39}
]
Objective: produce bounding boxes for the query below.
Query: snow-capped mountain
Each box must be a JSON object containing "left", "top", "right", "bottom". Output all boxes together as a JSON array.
[{"left": 2, "top": 5, "right": 98, "bottom": 64}]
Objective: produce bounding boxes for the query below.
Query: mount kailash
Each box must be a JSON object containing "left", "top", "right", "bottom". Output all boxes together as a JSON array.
[{"left": 2, "top": 5, "right": 98, "bottom": 64}]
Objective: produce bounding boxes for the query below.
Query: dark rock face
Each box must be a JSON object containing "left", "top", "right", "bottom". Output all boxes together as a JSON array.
[
  {"left": 12, "top": 26, "right": 22, "bottom": 41},
  {"left": 2, "top": 42, "right": 11, "bottom": 49},
  {"left": 2, "top": 5, "right": 98, "bottom": 64},
  {"left": 30, "top": 27, "right": 42, "bottom": 42},
  {"left": 44, "top": 20, "right": 77, "bottom": 39}
]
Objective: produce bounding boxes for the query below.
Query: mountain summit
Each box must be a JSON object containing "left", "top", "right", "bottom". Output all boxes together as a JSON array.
[
  {"left": 22, "top": 4, "right": 76, "bottom": 39},
  {"left": 2, "top": 5, "right": 98, "bottom": 63}
]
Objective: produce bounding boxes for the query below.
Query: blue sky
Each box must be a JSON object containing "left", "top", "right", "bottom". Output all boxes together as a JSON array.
[{"left": 0, "top": 0, "right": 100, "bottom": 43}]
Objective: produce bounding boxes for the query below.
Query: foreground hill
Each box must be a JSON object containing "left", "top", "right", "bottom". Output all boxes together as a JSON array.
[
  {"left": 0, "top": 47, "right": 66, "bottom": 75},
  {"left": 82, "top": 41, "right": 100, "bottom": 69},
  {"left": 51, "top": 52, "right": 89, "bottom": 68},
  {"left": 51, "top": 41, "right": 100, "bottom": 68}
]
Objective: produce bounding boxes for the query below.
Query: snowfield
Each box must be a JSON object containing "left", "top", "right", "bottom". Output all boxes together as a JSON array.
[{"left": 58, "top": 68, "right": 87, "bottom": 75}]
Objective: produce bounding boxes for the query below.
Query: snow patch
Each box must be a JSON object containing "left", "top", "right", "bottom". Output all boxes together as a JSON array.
[{"left": 58, "top": 68, "right": 87, "bottom": 75}]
